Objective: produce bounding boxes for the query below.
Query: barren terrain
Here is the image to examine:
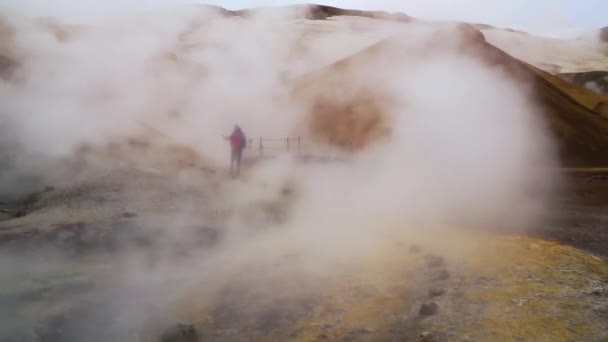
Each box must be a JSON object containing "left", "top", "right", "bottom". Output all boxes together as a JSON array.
[{"left": 0, "top": 4, "right": 607, "bottom": 342}]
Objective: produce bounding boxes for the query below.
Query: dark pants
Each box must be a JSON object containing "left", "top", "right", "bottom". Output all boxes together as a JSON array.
[{"left": 231, "top": 148, "right": 243, "bottom": 177}]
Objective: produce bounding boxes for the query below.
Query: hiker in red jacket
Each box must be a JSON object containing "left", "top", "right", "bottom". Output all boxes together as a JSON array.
[{"left": 224, "top": 124, "right": 246, "bottom": 177}]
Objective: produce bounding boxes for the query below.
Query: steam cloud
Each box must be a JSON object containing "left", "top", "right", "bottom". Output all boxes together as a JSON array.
[{"left": 0, "top": 3, "right": 559, "bottom": 340}]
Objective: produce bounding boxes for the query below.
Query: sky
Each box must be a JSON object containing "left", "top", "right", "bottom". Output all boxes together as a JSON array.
[{"left": 1, "top": 0, "right": 607, "bottom": 31}]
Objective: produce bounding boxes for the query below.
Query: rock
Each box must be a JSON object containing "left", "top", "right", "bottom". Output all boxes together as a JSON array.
[
  {"left": 0, "top": 55, "right": 18, "bottom": 81},
  {"left": 94, "top": 196, "right": 108, "bottom": 204},
  {"left": 511, "top": 299, "right": 527, "bottom": 306},
  {"left": 121, "top": 212, "right": 137, "bottom": 218},
  {"left": 409, "top": 244, "right": 421, "bottom": 254},
  {"left": 160, "top": 323, "right": 198, "bottom": 342},
  {"left": 57, "top": 230, "right": 76, "bottom": 243},
  {"left": 428, "top": 288, "right": 445, "bottom": 297},
  {"left": 436, "top": 270, "right": 450, "bottom": 280},
  {"left": 14, "top": 209, "right": 27, "bottom": 218},
  {"left": 192, "top": 225, "right": 220, "bottom": 248},
  {"left": 419, "top": 302, "right": 439, "bottom": 316},
  {"left": 420, "top": 331, "right": 433, "bottom": 341},
  {"left": 590, "top": 286, "right": 607, "bottom": 296},
  {"left": 355, "top": 327, "right": 373, "bottom": 334},
  {"left": 424, "top": 254, "right": 444, "bottom": 268}
]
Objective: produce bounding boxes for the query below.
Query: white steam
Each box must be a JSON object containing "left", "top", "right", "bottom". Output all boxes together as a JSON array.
[{"left": 0, "top": 4, "right": 559, "bottom": 340}]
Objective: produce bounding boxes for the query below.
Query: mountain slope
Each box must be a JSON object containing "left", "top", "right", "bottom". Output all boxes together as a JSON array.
[
  {"left": 210, "top": 3, "right": 413, "bottom": 22},
  {"left": 481, "top": 28, "right": 608, "bottom": 74},
  {"left": 530, "top": 66, "right": 608, "bottom": 166},
  {"left": 601, "top": 27, "right": 608, "bottom": 42},
  {"left": 558, "top": 71, "right": 608, "bottom": 96},
  {"left": 207, "top": 3, "right": 607, "bottom": 74},
  {"left": 291, "top": 22, "right": 608, "bottom": 167}
]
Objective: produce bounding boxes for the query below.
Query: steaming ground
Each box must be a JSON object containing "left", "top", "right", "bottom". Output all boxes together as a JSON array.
[
  {"left": 1, "top": 164, "right": 607, "bottom": 341},
  {"left": 1, "top": 4, "right": 608, "bottom": 342},
  {"left": 0, "top": 161, "right": 607, "bottom": 341}
]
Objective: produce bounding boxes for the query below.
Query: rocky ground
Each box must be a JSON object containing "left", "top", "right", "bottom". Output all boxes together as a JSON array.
[
  {"left": 1, "top": 4, "right": 607, "bottom": 341},
  {"left": 537, "top": 169, "right": 608, "bottom": 259},
  {"left": 0, "top": 165, "right": 606, "bottom": 341}
]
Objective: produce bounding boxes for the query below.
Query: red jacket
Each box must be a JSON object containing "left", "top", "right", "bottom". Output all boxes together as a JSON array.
[{"left": 230, "top": 130, "right": 244, "bottom": 150}]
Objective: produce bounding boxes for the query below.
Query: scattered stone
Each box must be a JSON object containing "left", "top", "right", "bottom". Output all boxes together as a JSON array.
[
  {"left": 94, "top": 196, "right": 108, "bottom": 204},
  {"left": 160, "top": 323, "right": 198, "bottom": 342},
  {"left": 419, "top": 331, "right": 433, "bottom": 341},
  {"left": 424, "top": 254, "right": 444, "bottom": 268},
  {"left": 409, "top": 244, "right": 421, "bottom": 254},
  {"left": 14, "top": 210, "right": 28, "bottom": 218},
  {"left": 511, "top": 299, "right": 527, "bottom": 306},
  {"left": 355, "top": 327, "right": 373, "bottom": 334},
  {"left": 317, "top": 334, "right": 329, "bottom": 339},
  {"left": 419, "top": 302, "right": 439, "bottom": 316},
  {"left": 428, "top": 288, "right": 445, "bottom": 297},
  {"left": 121, "top": 212, "right": 137, "bottom": 218},
  {"left": 436, "top": 270, "right": 450, "bottom": 280},
  {"left": 590, "top": 286, "right": 608, "bottom": 296},
  {"left": 57, "top": 230, "right": 76, "bottom": 243},
  {"left": 192, "top": 226, "right": 220, "bottom": 247},
  {"left": 281, "top": 186, "right": 294, "bottom": 197}
]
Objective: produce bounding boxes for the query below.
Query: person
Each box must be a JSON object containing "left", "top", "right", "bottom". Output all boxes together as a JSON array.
[{"left": 225, "top": 124, "right": 246, "bottom": 177}]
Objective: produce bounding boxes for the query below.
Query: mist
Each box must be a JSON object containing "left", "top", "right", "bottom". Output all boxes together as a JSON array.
[{"left": 0, "top": 3, "right": 559, "bottom": 341}]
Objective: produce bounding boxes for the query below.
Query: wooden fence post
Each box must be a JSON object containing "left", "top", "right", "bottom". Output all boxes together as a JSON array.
[
  {"left": 286, "top": 137, "right": 290, "bottom": 152},
  {"left": 259, "top": 137, "right": 263, "bottom": 157}
]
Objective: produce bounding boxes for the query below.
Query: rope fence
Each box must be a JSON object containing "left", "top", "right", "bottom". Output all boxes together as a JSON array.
[
  {"left": 245, "top": 137, "right": 301, "bottom": 157},
  {"left": 245, "top": 136, "right": 342, "bottom": 157}
]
